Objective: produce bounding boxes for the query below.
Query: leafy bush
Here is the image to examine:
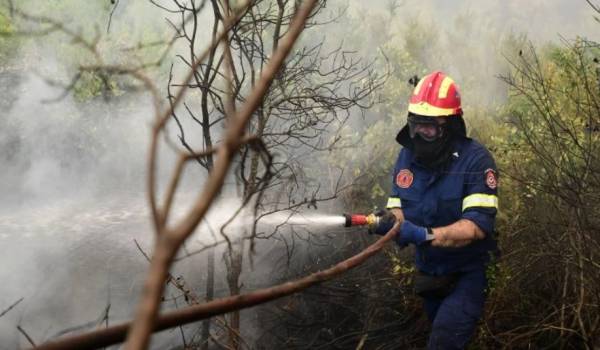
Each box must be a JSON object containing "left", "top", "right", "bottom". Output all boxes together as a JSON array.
[{"left": 482, "top": 39, "right": 600, "bottom": 348}]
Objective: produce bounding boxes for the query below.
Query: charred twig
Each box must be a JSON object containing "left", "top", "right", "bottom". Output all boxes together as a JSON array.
[
  {"left": 106, "top": 0, "right": 120, "bottom": 34},
  {"left": 134, "top": 239, "right": 201, "bottom": 305},
  {"left": 0, "top": 297, "right": 23, "bottom": 318},
  {"left": 50, "top": 304, "right": 111, "bottom": 339},
  {"left": 18, "top": 325, "right": 36, "bottom": 347}
]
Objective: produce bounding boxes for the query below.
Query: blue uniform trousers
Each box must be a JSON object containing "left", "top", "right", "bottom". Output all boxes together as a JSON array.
[{"left": 423, "top": 268, "right": 487, "bottom": 350}]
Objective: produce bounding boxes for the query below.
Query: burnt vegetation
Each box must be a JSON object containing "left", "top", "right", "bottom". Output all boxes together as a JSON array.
[
  {"left": 1, "top": 0, "right": 600, "bottom": 349},
  {"left": 158, "top": 0, "right": 386, "bottom": 348}
]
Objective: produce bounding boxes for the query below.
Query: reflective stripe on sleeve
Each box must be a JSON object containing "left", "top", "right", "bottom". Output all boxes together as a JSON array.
[
  {"left": 386, "top": 197, "right": 402, "bottom": 209},
  {"left": 462, "top": 193, "right": 498, "bottom": 211}
]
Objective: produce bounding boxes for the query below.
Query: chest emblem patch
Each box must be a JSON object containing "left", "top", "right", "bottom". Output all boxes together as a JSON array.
[
  {"left": 485, "top": 168, "right": 498, "bottom": 189},
  {"left": 396, "top": 169, "right": 414, "bottom": 188}
]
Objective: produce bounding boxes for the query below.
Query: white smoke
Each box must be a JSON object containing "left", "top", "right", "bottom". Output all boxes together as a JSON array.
[{"left": 0, "top": 0, "right": 596, "bottom": 347}]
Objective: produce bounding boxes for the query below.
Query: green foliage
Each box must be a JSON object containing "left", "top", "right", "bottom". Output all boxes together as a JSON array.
[
  {"left": 482, "top": 38, "right": 600, "bottom": 347},
  {"left": 0, "top": 11, "right": 18, "bottom": 64},
  {"left": 10, "top": 1, "right": 169, "bottom": 102},
  {"left": 73, "top": 71, "right": 121, "bottom": 101},
  {"left": 389, "top": 254, "right": 415, "bottom": 280}
]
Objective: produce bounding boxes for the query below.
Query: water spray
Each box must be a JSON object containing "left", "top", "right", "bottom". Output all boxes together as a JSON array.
[{"left": 257, "top": 211, "right": 390, "bottom": 232}]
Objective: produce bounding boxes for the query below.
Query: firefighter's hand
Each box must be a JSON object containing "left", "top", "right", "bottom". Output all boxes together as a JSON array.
[
  {"left": 368, "top": 209, "right": 397, "bottom": 235},
  {"left": 397, "top": 220, "right": 428, "bottom": 246}
]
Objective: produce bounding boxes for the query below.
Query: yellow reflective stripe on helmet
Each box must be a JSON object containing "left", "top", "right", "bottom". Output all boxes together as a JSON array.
[
  {"left": 386, "top": 197, "right": 402, "bottom": 209},
  {"left": 462, "top": 194, "right": 499, "bottom": 211},
  {"left": 438, "top": 76, "right": 454, "bottom": 99},
  {"left": 413, "top": 78, "right": 425, "bottom": 95},
  {"left": 408, "top": 101, "right": 457, "bottom": 117}
]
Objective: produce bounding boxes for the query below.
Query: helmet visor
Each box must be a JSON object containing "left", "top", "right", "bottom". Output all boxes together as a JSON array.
[{"left": 408, "top": 115, "right": 445, "bottom": 142}]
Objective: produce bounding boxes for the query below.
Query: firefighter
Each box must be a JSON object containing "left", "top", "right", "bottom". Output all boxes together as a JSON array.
[{"left": 376, "top": 71, "right": 498, "bottom": 349}]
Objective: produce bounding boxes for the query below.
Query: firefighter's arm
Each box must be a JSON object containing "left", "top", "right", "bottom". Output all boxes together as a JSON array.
[
  {"left": 430, "top": 219, "right": 484, "bottom": 247},
  {"left": 432, "top": 148, "right": 499, "bottom": 248}
]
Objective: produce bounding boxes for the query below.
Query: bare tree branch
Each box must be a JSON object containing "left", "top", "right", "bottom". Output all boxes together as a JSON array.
[{"left": 125, "top": 1, "right": 320, "bottom": 348}]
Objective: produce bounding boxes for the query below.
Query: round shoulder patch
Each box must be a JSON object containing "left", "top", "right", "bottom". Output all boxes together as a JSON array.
[
  {"left": 485, "top": 168, "right": 497, "bottom": 189},
  {"left": 396, "top": 169, "right": 413, "bottom": 189}
]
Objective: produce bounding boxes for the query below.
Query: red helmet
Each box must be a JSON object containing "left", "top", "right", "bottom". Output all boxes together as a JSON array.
[{"left": 408, "top": 71, "right": 462, "bottom": 117}]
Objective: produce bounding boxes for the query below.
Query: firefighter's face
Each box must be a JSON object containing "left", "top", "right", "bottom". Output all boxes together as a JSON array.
[{"left": 408, "top": 115, "right": 447, "bottom": 142}]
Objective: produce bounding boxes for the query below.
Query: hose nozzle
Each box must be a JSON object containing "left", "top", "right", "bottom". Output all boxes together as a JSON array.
[{"left": 343, "top": 213, "right": 379, "bottom": 227}]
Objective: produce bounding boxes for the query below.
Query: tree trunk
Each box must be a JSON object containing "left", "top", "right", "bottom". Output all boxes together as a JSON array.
[
  {"left": 225, "top": 240, "right": 244, "bottom": 350},
  {"left": 201, "top": 249, "right": 215, "bottom": 350}
]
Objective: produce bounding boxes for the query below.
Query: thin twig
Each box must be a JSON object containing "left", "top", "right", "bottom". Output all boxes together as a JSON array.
[
  {"left": 18, "top": 325, "right": 36, "bottom": 347},
  {"left": 106, "top": 0, "right": 120, "bottom": 34},
  {"left": 0, "top": 297, "right": 23, "bottom": 318}
]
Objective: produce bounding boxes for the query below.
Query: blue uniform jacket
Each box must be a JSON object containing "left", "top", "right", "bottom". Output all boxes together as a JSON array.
[{"left": 387, "top": 137, "right": 499, "bottom": 275}]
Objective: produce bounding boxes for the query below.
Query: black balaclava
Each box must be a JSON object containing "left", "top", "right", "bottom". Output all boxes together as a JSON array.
[
  {"left": 396, "top": 114, "right": 467, "bottom": 170},
  {"left": 413, "top": 126, "right": 455, "bottom": 169}
]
